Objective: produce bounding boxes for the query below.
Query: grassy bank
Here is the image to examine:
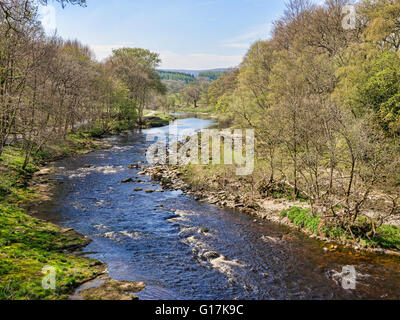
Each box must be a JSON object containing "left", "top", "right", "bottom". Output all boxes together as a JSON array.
[
  {"left": 178, "top": 162, "right": 400, "bottom": 252},
  {"left": 0, "top": 116, "right": 168, "bottom": 299},
  {"left": 0, "top": 128, "right": 113, "bottom": 299},
  {"left": 0, "top": 204, "right": 104, "bottom": 299},
  {"left": 280, "top": 206, "right": 400, "bottom": 250}
]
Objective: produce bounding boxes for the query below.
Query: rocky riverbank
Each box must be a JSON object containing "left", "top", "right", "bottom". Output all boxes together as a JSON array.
[{"left": 140, "top": 164, "right": 400, "bottom": 257}]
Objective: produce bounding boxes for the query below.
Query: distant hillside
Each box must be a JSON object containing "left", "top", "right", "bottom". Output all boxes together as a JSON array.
[
  {"left": 157, "top": 70, "right": 196, "bottom": 84},
  {"left": 197, "top": 70, "right": 228, "bottom": 81},
  {"left": 158, "top": 68, "right": 231, "bottom": 78}
]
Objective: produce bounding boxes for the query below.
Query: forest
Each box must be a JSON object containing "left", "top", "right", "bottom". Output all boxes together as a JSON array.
[
  {"left": 157, "top": 71, "right": 196, "bottom": 83},
  {"left": 2, "top": 0, "right": 400, "bottom": 302},
  {"left": 0, "top": 0, "right": 166, "bottom": 173},
  {"left": 188, "top": 0, "right": 400, "bottom": 246},
  {"left": 2, "top": 0, "right": 400, "bottom": 244}
]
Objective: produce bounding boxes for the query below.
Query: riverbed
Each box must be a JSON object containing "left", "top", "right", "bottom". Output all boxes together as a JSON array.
[{"left": 33, "top": 115, "right": 400, "bottom": 299}]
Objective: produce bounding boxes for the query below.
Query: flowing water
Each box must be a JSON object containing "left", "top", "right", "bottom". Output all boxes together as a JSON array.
[{"left": 33, "top": 115, "right": 400, "bottom": 299}]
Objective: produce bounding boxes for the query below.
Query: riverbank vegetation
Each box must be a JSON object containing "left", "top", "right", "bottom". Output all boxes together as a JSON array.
[
  {"left": 0, "top": 0, "right": 166, "bottom": 299},
  {"left": 0, "top": 204, "right": 104, "bottom": 299},
  {"left": 0, "top": 0, "right": 166, "bottom": 170},
  {"left": 177, "top": 0, "right": 400, "bottom": 249}
]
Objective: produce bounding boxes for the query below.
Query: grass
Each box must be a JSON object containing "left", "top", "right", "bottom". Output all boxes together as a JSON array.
[
  {"left": 0, "top": 204, "right": 103, "bottom": 300},
  {"left": 280, "top": 206, "right": 400, "bottom": 250},
  {"left": 0, "top": 128, "right": 109, "bottom": 300},
  {"left": 280, "top": 207, "right": 321, "bottom": 234},
  {"left": 368, "top": 225, "right": 400, "bottom": 249},
  {"left": 0, "top": 147, "right": 38, "bottom": 203}
]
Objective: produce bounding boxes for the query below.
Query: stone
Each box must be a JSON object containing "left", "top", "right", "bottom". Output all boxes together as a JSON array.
[{"left": 34, "top": 168, "right": 51, "bottom": 176}]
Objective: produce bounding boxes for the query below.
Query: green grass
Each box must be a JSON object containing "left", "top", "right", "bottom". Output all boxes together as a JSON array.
[
  {"left": 0, "top": 204, "right": 103, "bottom": 300},
  {"left": 280, "top": 206, "right": 320, "bottom": 234},
  {"left": 0, "top": 129, "right": 108, "bottom": 300},
  {"left": 280, "top": 206, "right": 400, "bottom": 250},
  {"left": 368, "top": 225, "right": 400, "bottom": 249},
  {"left": 0, "top": 147, "right": 38, "bottom": 203}
]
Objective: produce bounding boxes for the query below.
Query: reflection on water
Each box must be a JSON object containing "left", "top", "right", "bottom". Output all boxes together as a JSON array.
[{"left": 33, "top": 117, "right": 400, "bottom": 300}]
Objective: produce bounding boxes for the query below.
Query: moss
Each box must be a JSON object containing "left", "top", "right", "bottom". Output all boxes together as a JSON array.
[
  {"left": 0, "top": 204, "right": 103, "bottom": 300},
  {"left": 0, "top": 130, "right": 107, "bottom": 300}
]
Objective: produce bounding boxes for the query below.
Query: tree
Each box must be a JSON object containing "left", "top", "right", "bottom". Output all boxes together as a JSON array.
[
  {"left": 108, "top": 48, "right": 165, "bottom": 123},
  {"left": 183, "top": 81, "right": 208, "bottom": 108}
]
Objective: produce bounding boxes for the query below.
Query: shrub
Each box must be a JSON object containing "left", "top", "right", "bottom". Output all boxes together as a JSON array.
[
  {"left": 282, "top": 206, "right": 320, "bottom": 234},
  {"left": 371, "top": 225, "right": 400, "bottom": 249}
]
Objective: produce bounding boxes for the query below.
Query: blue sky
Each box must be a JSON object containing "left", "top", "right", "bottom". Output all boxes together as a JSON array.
[{"left": 39, "top": 0, "right": 287, "bottom": 70}]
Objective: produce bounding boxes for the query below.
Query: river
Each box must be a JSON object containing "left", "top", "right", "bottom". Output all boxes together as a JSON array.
[{"left": 33, "top": 115, "right": 400, "bottom": 300}]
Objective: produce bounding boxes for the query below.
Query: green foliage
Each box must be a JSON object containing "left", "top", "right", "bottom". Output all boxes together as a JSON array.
[
  {"left": 0, "top": 147, "right": 39, "bottom": 201},
  {"left": 157, "top": 71, "right": 195, "bottom": 84},
  {"left": 198, "top": 70, "right": 228, "bottom": 81},
  {"left": 281, "top": 207, "right": 320, "bottom": 234},
  {"left": 281, "top": 208, "right": 400, "bottom": 249},
  {"left": 354, "top": 50, "right": 400, "bottom": 134},
  {"left": 370, "top": 225, "right": 400, "bottom": 249},
  {"left": 0, "top": 204, "right": 102, "bottom": 300},
  {"left": 323, "top": 226, "right": 347, "bottom": 240},
  {"left": 86, "top": 127, "right": 105, "bottom": 138}
]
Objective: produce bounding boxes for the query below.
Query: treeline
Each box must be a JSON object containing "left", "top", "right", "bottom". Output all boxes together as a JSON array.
[
  {"left": 157, "top": 71, "right": 196, "bottom": 83},
  {"left": 0, "top": 0, "right": 165, "bottom": 169},
  {"left": 197, "top": 70, "right": 228, "bottom": 81},
  {"left": 205, "top": 0, "right": 400, "bottom": 236}
]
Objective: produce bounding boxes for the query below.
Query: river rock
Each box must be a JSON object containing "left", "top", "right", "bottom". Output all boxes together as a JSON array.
[
  {"left": 202, "top": 251, "right": 220, "bottom": 260},
  {"left": 121, "top": 178, "right": 133, "bottom": 183},
  {"left": 34, "top": 168, "right": 51, "bottom": 176}
]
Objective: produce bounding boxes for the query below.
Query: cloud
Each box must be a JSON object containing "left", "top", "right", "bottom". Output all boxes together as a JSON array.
[
  {"left": 38, "top": 5, "right": 57, "bottom": 34},
  {"left": 222, "top": 23, "right": 273, "bottom": 50},
  {"left": 158, "top": 51, "right": 243, "bottom": 70},
  {"left": 89, "top": 45, "right": 243, "bottom": 70},
  {"left": 90, "top": 44, "right": 129, "bottom": 61},
  {"left": 221, "top": 43, "right": 251, "bottom": 48}
]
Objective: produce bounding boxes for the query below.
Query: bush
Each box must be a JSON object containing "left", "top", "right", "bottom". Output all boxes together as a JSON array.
[{"left": 87, "top": 127, "right": 105, "bottom": 138}]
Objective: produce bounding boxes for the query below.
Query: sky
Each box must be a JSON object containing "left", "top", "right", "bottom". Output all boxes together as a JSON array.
[{"left": 38, "top": 0, "right": 288, "bottom": 70}]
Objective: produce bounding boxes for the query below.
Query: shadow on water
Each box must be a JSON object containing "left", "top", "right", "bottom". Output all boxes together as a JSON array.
[{"left": 33, "top": 117, "right": 400, "bottom": 300}]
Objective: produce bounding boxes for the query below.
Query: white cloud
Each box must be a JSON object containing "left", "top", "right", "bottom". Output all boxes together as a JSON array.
[
  {"left": 222, "top": 23, "right": 273, "bottom": 50},
  {"left": 38, "top": 5, "right": 57, "bottom": 34},
  {"left": 90, "top": 44, "right": 128, "bottom": 61},
  {"left": 89, "top": 45, "right": 243, "bottom": 70},
  {"left": 158, "top": 51, "right": 243, "bottom": 70},
  {"left": 221, "top": 43, "right": 251, "bottom": 48}
]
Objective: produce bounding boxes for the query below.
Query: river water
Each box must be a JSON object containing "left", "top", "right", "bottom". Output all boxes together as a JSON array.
[{"left": 34, "top": 115, "right": 400, "bottom": 299}]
